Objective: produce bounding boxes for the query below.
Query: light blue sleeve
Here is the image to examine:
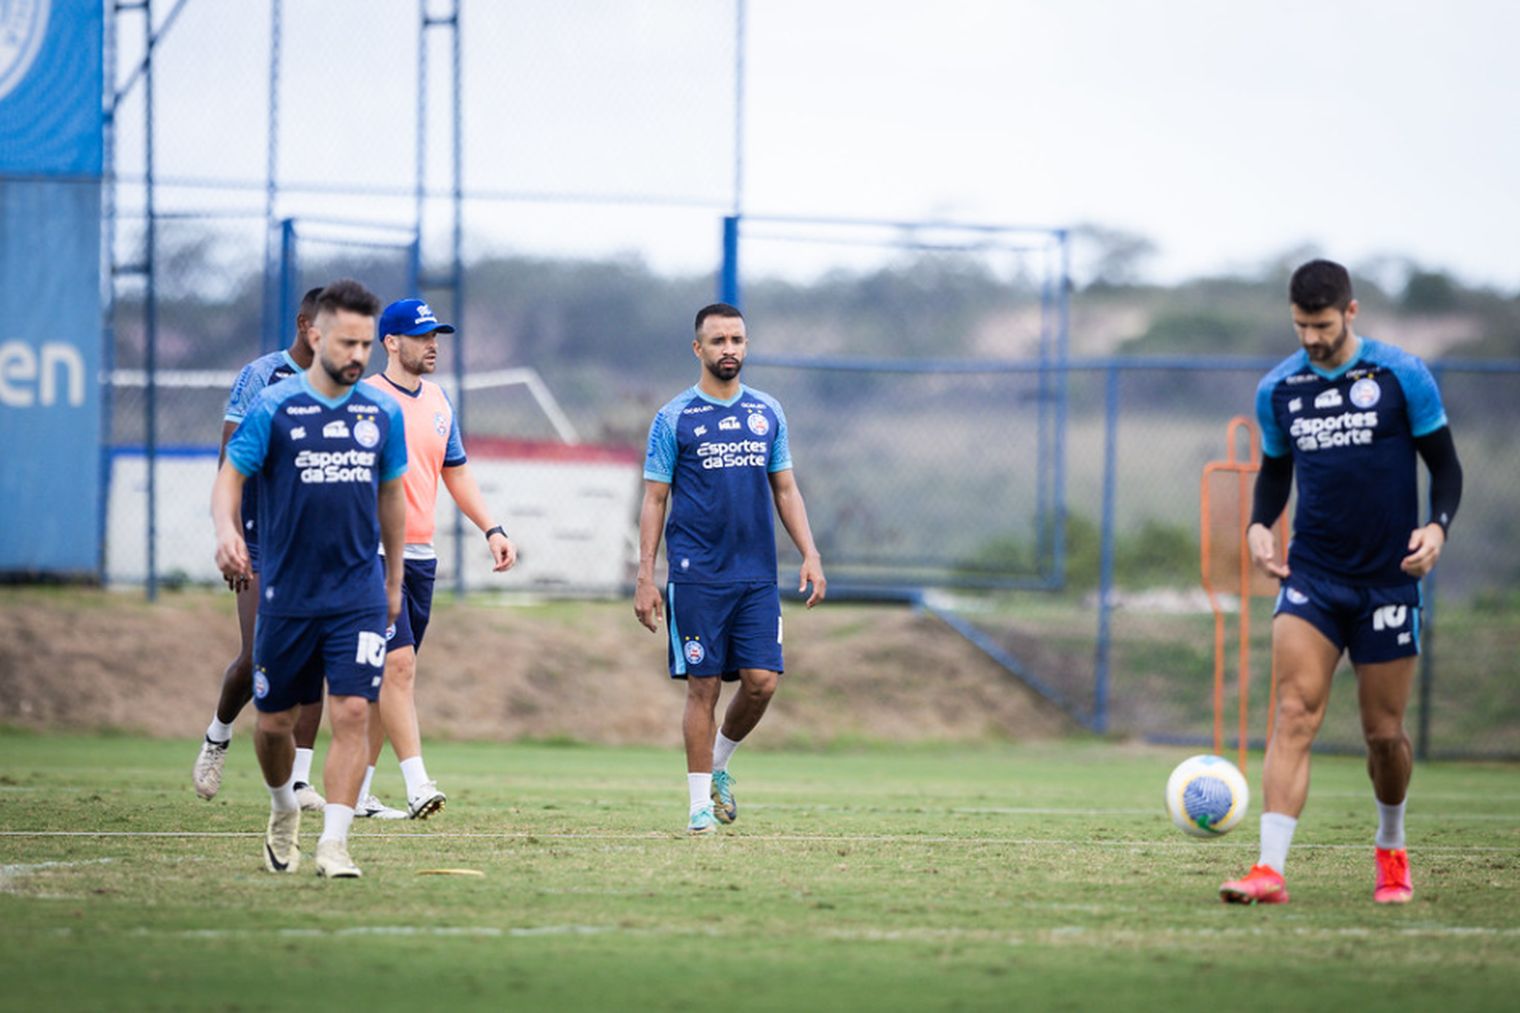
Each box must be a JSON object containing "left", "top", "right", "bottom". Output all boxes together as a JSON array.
[
  {"left": 225, "top": 394, "right": 273, "bottom": 476},
  {"left": 643, "top": 408, "right": 677, "bottom": 483},
  {"left": 381, "top": 398, "right": 409, "bottom": 483},
  {"left": 768, "top": 400, "right": 793, "bottom": 473},
  {"left": 442, "top": 387, "right": 467, "bottom": 467},
  {"left": 1255, "top": 374, "right": 1288, "bottom": 458},
  {"left": 1390, "top": 351, "right": 1448, "bottom": 437},
  {"left": 223, "top": 362, "right": 259, "bottom": 423}
]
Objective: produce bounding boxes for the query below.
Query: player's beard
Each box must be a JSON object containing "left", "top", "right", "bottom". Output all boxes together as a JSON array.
[
  {"left": 401, "top": 345, "right": 435, "bottom": 375},
  {"left": 706, "top": 357, "right": 742, "bottom": 382},
  {"left": 1305, "top": 318, "right": 1349, "bottom": 364},
  {"left": 321, "top": 353, "right": 363, "bottom": 387}
]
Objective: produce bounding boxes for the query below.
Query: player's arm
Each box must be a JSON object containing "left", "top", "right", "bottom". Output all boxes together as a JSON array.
[
  {"left": 1402, "top": 426, "right": 1464, "bottom": 578},
  {"left": 378, "top": 476, "right": 406, "bottom": 624},
  {"left": 769, "top": 468, "right": 826, "bottom": 607},
  {"left": 211, "top": 459, "right": 250, "bottom": 587},
  {"left": 217, "top": 420, "right": 238, "bottom": 467},
  {"left": 1246, "top": 452, "right": 1293, "bottom": 580},
  {"left": 634, "top": 480, "right": 671, "bottom": 632},
  {"left": 441, "top": 463, "right": 516, "bottom": 572}
]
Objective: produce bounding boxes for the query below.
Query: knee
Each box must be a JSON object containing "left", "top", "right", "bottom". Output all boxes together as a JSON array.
[
  {"left": 256, "top": 710, "right": 296, "bottom": 737},
  {"left": 1274, "top": 695, "right": 1323, "bottom": 739},
  {"left": 384, "top": 651, "right": 417, "bottom": 691},
  {"left": 743, "top": 671, "right": 778, "bottom": 703},
  {"left": 327, "top": 695, "right": 370, "bottom": 733},
  {"left": 1364, "top": 725, "right": 1408, "bottom": 756}
]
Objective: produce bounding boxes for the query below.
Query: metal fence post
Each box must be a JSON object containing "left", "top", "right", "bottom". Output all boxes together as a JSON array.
[{"left": 1092, "top": 364, "right": 1121, "bottom": 732}]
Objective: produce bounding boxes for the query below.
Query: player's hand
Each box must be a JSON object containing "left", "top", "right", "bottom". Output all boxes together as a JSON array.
[
  {"left": 215, "top": 534, "right": 251, "bottom": 590},
  {"left": 799, "top": 553, "right": 827, "bottom": 608},
  {"left": 1400, "top": 523, "right": 1445, "bottom": 578},
  {"left": 488, "top": 533, "right": 517, "bottom": 573},
  {"left": 1246, "top": 523, "right": 1288, "bottom": 580},
  {"left": 634, "top": 576, "right": 663, "bottom": 633}
]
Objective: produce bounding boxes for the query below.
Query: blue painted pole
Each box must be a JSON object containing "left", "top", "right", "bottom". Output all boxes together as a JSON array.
[
  {"left": 277, "top": 218, "right": 296, "bottom": 336},
  {"left": 720, "top": 214, "right": 741, "bottom": 306},
  {"left": 1092, "top": 364, "right": 1121, "bottom": 732},
  {"left": 1053, "top": 229, "right": 1071, "bottom": 589}
]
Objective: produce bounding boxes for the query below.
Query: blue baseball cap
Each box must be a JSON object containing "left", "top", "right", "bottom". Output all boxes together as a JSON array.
[{"left": 379, "top": 298, "right": 456, "bottom": 337}]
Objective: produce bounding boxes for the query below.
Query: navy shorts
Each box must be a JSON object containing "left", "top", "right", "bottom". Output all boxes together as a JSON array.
[
  {"left": 385, "top": 557, "right": 437, "bottom": 653},
  {"left": 1274, "top": 571, "right": 1422, "bottom": 664},
  {"left": 252, "top": 607, "right": 389, "bottom": 712},
  {"left": 666, "top": 581, "right": 784, "bottom": 681}
]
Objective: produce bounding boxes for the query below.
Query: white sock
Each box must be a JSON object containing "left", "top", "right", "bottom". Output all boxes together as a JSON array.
[
  {"left": 400, "top": 756, "right": 430, "bottom": 799},
  {"left": 1376, "top": 799, "right": 1407, "bottom": 851},
  {"left": 291, "top": 748, "right": 314, "bottom": 785},
  {"left": 1258, "top": 812, "right": 1298, "bottom": 874},
  {"left": 207, "top": 717, "right": 234, "bottom": 743},
  {"left": 267, "top": 773, "right": 299, "bottom": 814},
  {"left": 320, "top": 803, "right": 355, "bottom": 845},
  {"left": 358, "top": 766, "right": 376, "bottom": 801},
  {"left": 713, "top": 731, "right": 741, "bottom": 772},
  {"left": 688, "top": 772, "right": 713, "bottom": 814}
]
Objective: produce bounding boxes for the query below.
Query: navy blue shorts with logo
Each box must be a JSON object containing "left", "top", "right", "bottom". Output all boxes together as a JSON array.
[
  {"left": 666, "top": 581, "right": 784, "bottom": 681},
  {"left": 252, "top": 606, "right": 389, "bottom": 712},
  {"left": 1274, "top": 571, "right": 1422, "bottom": 664},
  {"left": 385, "top": 557, "right": 438, "bottom": 653}
]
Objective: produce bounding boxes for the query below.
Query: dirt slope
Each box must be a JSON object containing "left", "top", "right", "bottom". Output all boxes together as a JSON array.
[{"left": 0, "top": 589, "right": 1070, "bottom": 746}]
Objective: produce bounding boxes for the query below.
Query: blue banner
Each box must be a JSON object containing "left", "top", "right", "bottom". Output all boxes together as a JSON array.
[
  {"left": 0, "top": 0, "right": 103, "bottom": 176},
  {"left": 0, "top": 0, "right": 103, "bottom": 575}
]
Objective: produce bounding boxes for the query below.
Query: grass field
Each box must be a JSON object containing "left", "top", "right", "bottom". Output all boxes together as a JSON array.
[{"left": 1, "top": 733, "right": 1517, "bottom": 1011}]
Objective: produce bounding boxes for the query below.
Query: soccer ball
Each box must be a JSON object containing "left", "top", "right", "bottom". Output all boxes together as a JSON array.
[{"left": 1165, "top": 754, "right": 1249, "bottom": 838}]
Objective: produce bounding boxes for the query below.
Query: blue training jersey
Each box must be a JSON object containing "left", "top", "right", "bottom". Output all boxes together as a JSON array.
[
  {"left": 224, "top": 349, "right": 302, "bottom": 547},
  {"left": 1255, "top": 336, "right": 1447, "bottom": 587},
  {"left": 644, "top": 384, "right": 793, "bottom": 584},
  {"left": 226, "top": 373, "right": 408, "bottom": 617}
]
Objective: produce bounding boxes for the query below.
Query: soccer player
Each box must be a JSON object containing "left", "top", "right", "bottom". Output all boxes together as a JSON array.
[
  {"left": 193, "top": 287, "right": 328, "bottom": 812},
  {"left": 212, "top": 279, "right": 407, "bottom": 879},
  {"left": 352, "top": 298, "right": 517, "bottom": 821},
  {"left": 1220, "top": 260, "right": 1463, "bottom": 905},
  {"left": 634, "top": 303, "right": 826, "bottom": 835}
]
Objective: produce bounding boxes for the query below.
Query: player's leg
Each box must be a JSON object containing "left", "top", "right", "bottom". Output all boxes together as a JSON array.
[
  {"left": 683, "top": 675, "right": 723, "bottom": 834},
  {"left": 355, "top": 697, "right": 404, "bottom": 819},
  {"left": 1221, "top": 612, "right": 1339, "bottom": 904},
  {"left": 1350, "top": 585, "right": 1422, "bottom": 904},
  {"left": 378, "top": 559, "right": 445, "bottom": 819},
  {"left": 313, "top": 610, "right": 388, "bottom": 879},
  {"left": 249, "top": 611, "right": 313, "bottom": 875},
  {"left": 289, "top": 688, "right": 326, "bottom": 811},
  {"left": 668, "top": 581, "right": 730, "bottom": 834},
  {"left": 193, "top": 573, "right": 260, "bottom": 800},
  {"left": 709, "top": 585, "right": 785, "bottom": 823}
]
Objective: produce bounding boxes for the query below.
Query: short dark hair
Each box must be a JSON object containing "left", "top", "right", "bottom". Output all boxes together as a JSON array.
[
  {"left": 297, "top": 286, "right": 323, "bottom": 319},
  {"left": 1290, "top": 260, "right": 1353, "bottom": 312},
  {"left": 314, "top": 278, "right": 381, "bottom": 320},
  {"left": 694, "top": 302, "right": 743, "bottom": 333}
]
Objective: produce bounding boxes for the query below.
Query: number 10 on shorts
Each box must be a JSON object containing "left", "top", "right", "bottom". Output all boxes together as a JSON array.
[{"left": 355, "top": 631, "right": 387, "bottom": 667}]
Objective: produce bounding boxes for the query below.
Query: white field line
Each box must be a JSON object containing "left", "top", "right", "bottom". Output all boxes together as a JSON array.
[
  {"left": 0, "top": 830, "right": 1513, "bottom": 853},
  {"left": 43, "top": 922, "right": 1520, "bottom": 946},
  {"left": 0, "top": 857, "right": 115, "bottom": 893}
]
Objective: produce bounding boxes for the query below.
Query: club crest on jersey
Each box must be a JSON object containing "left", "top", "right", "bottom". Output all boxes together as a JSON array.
[
  {"left": 746, "top": 412, "right": 770, "bottom": 436},
  {"left": 683, "top": 639, "right": 705, "bottom": 665},
  {"left": 353, "top": 418, "right": 380, "bottom": 448},
  {"left": 433, "top": 411, "right": 448, "bottom": 437},
  {"left": 323, "top": 420, "right": 350, "bottom": 440},
  {"left": 1314, "top": 389, "right": 1343, "bottom": 409},
  {"left": 1350, "top": 377, "right": 1381, "bottom": 408}
]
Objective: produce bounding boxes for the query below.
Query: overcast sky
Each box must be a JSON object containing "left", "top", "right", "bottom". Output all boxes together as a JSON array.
[{"left": 116, "top": 0, "right": 1520, "bottom": 290}]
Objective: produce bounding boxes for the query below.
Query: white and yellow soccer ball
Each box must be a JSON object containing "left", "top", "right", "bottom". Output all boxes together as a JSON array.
[{"left": 1165, "top": 754, "right": 1249, "bottom": 837}]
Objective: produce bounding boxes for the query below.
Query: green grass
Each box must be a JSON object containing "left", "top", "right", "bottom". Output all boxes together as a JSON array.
[{"left": 1, "top": 734, "right": 1517, "bottom": 1011}]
